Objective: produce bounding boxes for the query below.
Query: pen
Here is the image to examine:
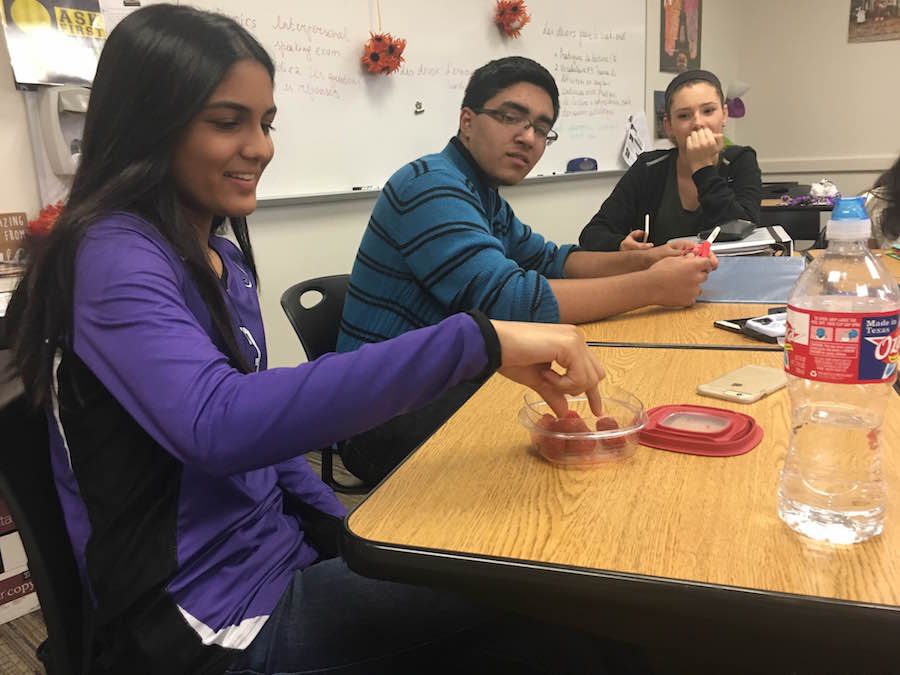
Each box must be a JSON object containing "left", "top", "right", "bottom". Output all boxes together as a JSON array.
[
  {"left": 689, "top": 225, "right": 720, "bottom": 258},
  {"left": 643, "top": 213, "right": 650, "bottom": 243},
  {"left": 697, "top": 225, "right": 720, "bottom": 257}
]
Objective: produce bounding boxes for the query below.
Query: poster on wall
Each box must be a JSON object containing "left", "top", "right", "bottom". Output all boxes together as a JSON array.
[
  {"left": 848, "top": 0, "right": 900, "bottom": 42},
  {"left": 0, "top": 212, "right": 26, "bottom": 264},
  {"left": 653, "top": 90, "right": 667, "bottom": 139},
  {"left": 0, "top": 0, "right": 106, "bottom": 85},
  {"left": 659, "top": 0, "right": 701, "bottom": 73}
]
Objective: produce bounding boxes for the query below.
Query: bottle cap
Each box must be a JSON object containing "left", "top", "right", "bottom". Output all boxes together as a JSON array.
[{"left": 827, "top": 196, "right": 871, "bottom": 240}]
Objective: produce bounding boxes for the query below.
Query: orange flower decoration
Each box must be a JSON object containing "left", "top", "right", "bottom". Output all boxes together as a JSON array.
[
  {"left": 361, "top": 32, "right": 407, "bottom": 75},
  {"left": 494, "top": 0, "right": 531, "bottom": 38},
  {"left": 27, "top": 200, "right": 64, "bottom": 238}
]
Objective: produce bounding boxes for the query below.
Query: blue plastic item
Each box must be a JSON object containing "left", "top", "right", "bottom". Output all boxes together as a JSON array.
[{"left": 831, "top": 196, "right": 868, "bottom": 220}]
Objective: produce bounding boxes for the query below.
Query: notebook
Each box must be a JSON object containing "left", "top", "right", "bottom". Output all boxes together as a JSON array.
[{"left": 699, "top": 255, "right": 806, "bottom": 304}]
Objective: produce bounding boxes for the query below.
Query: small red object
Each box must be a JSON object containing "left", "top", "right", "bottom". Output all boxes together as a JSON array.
[
  {"left": 27, "top": 200, "right": 65, "bottom": 238},
  {"left": 639, "top": 404, "right": 763, "bottom": 457},
  {"left": 494, "top": 0, "right": 531, "bottom": 38},
  {"left": 596, "top": 416, "right": 626, "bottom": 448},
  {"left": 361, "top": 32, "right": 406, "bottom": 75},
  {"left": 694, "top": 241, "right": 711, "bottom": 257},
  {"left": 537, "top": 413, "right": 566, "bottom": 456},
  {"left": 557, "top": 411, "right": 596, "bottom": 453}
]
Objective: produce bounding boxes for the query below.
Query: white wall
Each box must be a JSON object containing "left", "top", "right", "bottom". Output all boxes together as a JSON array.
[
  {"left": 0, "top": 29, "right": 39, "bottom": 218},
  {"left": 736, "top": 0, "right": 900, "bottom": 196},
  {"left": 3, "top": 0, "right": 896, "bottom": 368}
]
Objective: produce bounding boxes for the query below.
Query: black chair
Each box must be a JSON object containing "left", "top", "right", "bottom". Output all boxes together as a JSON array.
[
  {"left": 0, "top": 393, "right": 93, "bottom": 675},
  {"left": 758, "top": 209, "right": 823, "bottom": 242},
  {"left": 760, "top": 181, "right": 800, "bottom": 199},
  {"left": 280, "top": 275, "right": 369, "bottom": 494}
]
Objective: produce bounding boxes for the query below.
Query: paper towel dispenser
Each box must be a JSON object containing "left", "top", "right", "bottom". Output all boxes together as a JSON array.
[{"left": 37, "top": 85, "right": 90, "bottom": 176}]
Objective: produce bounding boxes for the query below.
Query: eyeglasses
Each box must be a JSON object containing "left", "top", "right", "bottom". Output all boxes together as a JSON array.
[{"left": 473, "top": 107, "right": 559, "bottom": 146}]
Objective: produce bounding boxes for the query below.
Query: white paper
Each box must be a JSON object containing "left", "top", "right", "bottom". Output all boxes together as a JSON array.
[
  {"left": 99, "top": 0, "right": 165, "bottom": 35},
  {"left": 621, "top": 112, "right": 653, "bottom": 167}
]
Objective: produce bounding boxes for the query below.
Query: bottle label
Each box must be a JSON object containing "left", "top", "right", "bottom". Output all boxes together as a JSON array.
[{"left": 785, "top": 306, "right": 899, "bottom": 384}]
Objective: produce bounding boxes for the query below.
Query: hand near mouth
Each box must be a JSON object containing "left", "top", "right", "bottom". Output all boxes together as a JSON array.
[{"left": 684, "top": 128, "right": 723, "bottom": 173}]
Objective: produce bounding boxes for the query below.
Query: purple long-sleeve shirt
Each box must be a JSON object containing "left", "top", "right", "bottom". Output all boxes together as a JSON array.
[{"left": 48, "top": 213, "right": 498, "bottom": 671}]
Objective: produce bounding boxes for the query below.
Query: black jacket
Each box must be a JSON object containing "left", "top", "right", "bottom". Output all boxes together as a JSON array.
[{"left": 579, "top": 146, "right": 762, "bottom": 251}]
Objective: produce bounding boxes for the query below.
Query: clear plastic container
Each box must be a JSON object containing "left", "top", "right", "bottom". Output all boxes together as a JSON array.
[
  {"left": 778, "top": 197, "right": 900, "bottom": 544},
  {"left": 518, "top": 388, "right": 646, "bottom": 467}
]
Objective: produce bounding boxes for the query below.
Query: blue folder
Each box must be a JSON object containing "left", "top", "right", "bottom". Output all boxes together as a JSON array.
[{"left": 699, "top": 256, "right": 806, "bottom": 304}]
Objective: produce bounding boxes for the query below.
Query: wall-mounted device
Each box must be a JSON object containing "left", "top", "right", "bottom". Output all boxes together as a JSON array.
[{"left": 37, "top": 85, "right": 90, "bottom": 177}]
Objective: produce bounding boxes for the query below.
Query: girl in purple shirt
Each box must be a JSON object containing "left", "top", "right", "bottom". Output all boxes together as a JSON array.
[{"left": 2, "top": 5, "right": 638, "bottom": 674}]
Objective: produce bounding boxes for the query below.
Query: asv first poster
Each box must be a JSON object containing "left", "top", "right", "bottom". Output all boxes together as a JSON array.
[{"left": 0, "top": 0, "right": 105, "bottom": 85}]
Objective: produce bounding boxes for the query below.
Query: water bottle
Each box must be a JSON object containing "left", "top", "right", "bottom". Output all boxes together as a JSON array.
[{"left": 778, "top": 197, "right": 900, "bottom": 544}]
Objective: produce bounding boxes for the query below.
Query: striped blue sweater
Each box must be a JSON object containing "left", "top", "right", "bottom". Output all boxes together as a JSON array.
[{"left": 338, "top": 138, "right": 575, "bottom": 352}]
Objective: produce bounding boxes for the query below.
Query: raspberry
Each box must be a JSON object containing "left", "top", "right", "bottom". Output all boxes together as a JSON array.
[{"left": 596, "top": 416, "right": 626, "bottom": 448}]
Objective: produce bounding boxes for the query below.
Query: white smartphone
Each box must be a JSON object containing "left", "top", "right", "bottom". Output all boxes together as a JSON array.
[
  {"left": 697, "top": 365, "right": 787, "bottom": 404},
  {"left": 744, "top": 312, "right": 787, "bottom": 339}
]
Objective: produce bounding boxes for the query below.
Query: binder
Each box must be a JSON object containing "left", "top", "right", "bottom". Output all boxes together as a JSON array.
[
  {"left": 671, "top": 226, "right": 794, "bottom": 256},
  {"left": 699, "top": 256, "right": 806, "bottom": 303},
  {"left": 711, "top": 225, "right": 794, "bottom": 256}
]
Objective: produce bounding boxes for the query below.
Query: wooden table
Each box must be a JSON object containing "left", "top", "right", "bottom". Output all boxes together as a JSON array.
[
  {"left": 882, "top": 249, "right": 900, "bottom": 280},
  {"left": 580, "top": 302, "right": 780, "bottom": 350},
  {"left": 806, "top": 247, "right": 900, "bottom": 282},
  {"left": 343, "top": 346, "right": 900, "bottom": 669},
  {"left": 584, "top": 250, "right": 899, "bottom": 351},
  {"left": 882, "top": 250, "right": 900, "bottom": 280}
]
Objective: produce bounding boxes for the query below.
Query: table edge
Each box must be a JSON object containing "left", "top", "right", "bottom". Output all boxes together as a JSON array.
[
  {"left": 585, "top": 341, "right": 782, "bottom": 351},
  {"left": 341, "top": 520, "right": 900, "bottom": 645}
]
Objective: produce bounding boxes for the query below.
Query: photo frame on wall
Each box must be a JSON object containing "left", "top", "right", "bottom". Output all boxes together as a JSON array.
[
  {"left": 660, "top": 0, "right": 701, "bottom": 73},
  {"left": 653, "top": 90, "right": 667, "bottom": 139},
  {"left": 848, "top": 0, "right": 900, "bottom": 43}
]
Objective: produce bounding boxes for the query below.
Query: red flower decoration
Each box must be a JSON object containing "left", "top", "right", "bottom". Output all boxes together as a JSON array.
[
  {"left": 494, "top": 0, "right": 531, "bottom": 38},
  {"left": 361, "top": 32, "right": 407, "bottom": 75},
  {"left": 27, "top": 200, "right": 64, "bottom": 238}
]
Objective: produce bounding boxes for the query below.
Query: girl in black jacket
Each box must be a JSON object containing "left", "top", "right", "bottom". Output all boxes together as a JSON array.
[{"left": 580, "top": 70, "right": 762, "bottom": 251}]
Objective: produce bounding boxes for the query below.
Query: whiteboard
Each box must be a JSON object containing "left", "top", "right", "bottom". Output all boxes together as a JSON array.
[{"left": 191, "top": 0, "right": 646, "bottom": 200}]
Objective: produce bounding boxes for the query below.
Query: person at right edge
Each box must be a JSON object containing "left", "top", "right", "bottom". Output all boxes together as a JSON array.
[
  {"left": 865, "top": 154, "right": 900, "bottom": 246},
  {"left": 579, "top": 69, "right": 762, "bottom": 252}
]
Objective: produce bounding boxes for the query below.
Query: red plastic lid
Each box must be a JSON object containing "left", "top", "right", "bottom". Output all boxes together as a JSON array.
[{"left": 638, "top": 404, "right": 763, "bottom": 457}]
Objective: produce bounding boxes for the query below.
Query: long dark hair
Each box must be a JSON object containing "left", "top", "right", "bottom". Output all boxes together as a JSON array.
[
  {"left": 873, "top": 156, "right": 900, "bottom": 241},
  {"left": 6, "top": 4, "right": 274, "bottom": 407}
]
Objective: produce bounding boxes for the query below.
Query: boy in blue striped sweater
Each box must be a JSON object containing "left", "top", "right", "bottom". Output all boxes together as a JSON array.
[{"left": 336, "top": 57, "right": 716, "bottom": 483}]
